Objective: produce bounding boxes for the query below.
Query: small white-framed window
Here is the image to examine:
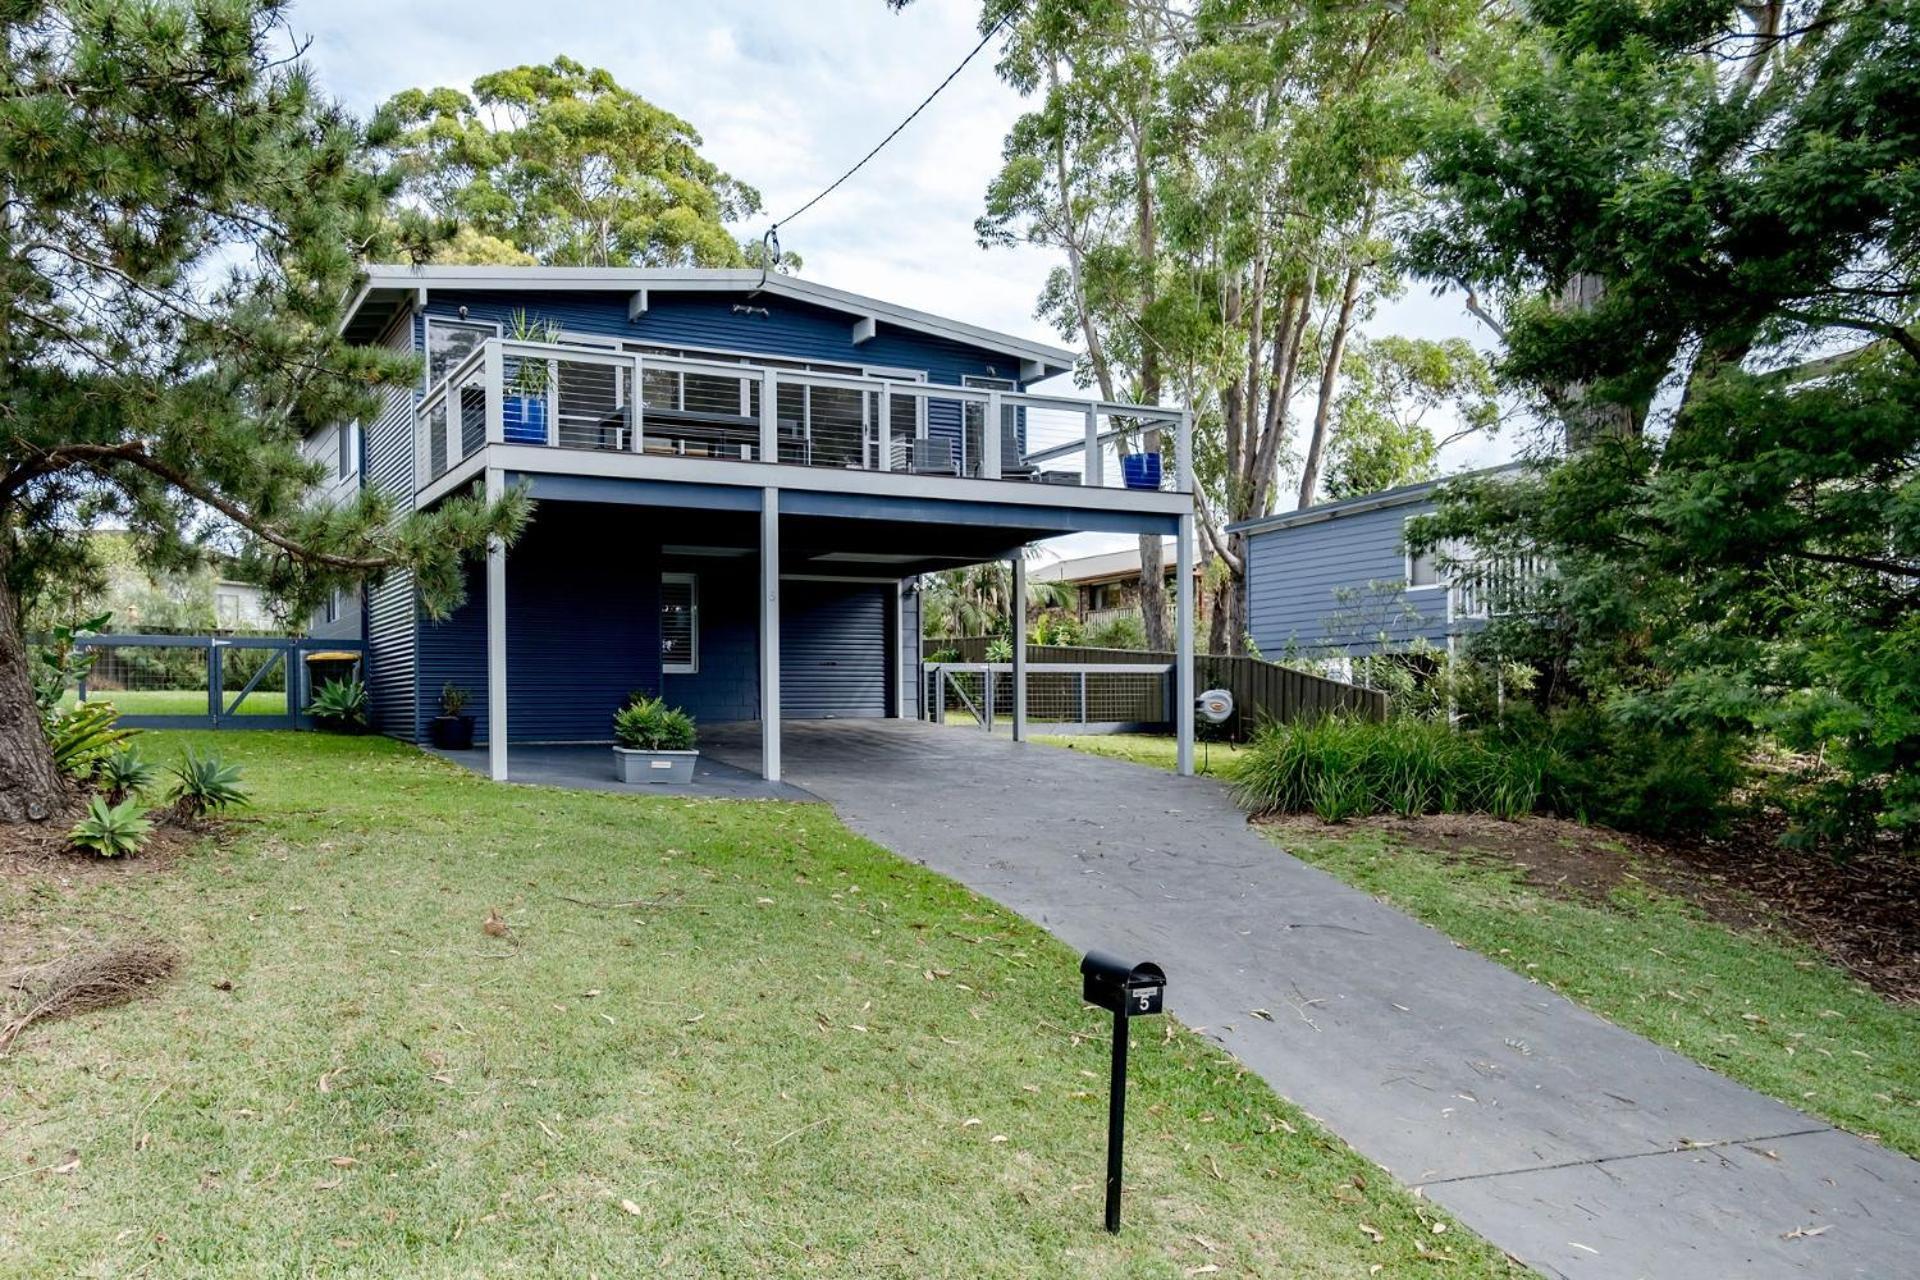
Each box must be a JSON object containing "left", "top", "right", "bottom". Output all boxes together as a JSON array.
[
  {"left": 661, "top": 573, "right": 698, "bottom": 674},
  {"left": 336, "top": 422, "right": 359, "bottom": 480},
  {"left": 425, "top": 317, "right": 501, "bottom": 391},
  {"left": 1405, "top": 515, "right": 1465, "bottom": 590}
]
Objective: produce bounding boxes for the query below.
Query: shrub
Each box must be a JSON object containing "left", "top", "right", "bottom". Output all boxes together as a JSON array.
[
  {"left": 613, "top": 695, "right": 696, "bottom": 751},
  {"left": 924, "top": 647, "right": 961, "bottom": 665},
  {"left": 983, "top": 635, "right": 1014, "bottom": 663},
  {"left": 1229, "top": 714, "right": 1547, "bottom": 822},
  {"left": 1501, "top": 706, "right": 1744, "bottom": 836},
  {"left": 307, "top": 676, "right": 367, "bottom": 730},
  {"left": 46, "top": 701, "right": 137, "bottom": 779},
  {"left": 169, "top": 748, "right": 249, "bottom": 819},
  {"left": 98, "top": 748, "right": 158, "bottom": 805},
  {"left": 1031, "top": 609, "right": 1084, "bottom": 647},
  {"left": 1086, "top": 612, "right": 1147, "bottom": 650},
  {"left": 69, "top": 795, "right": 153, "bottom": 858},
  {"left": 439, "top": 682, "right": 471, "bottom": 717}
]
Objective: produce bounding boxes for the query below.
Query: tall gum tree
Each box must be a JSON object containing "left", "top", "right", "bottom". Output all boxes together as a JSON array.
[{"left": 0, "top": 1, "right": 527, "bottom": 824}]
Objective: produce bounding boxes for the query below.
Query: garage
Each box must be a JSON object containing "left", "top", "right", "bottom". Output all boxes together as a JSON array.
[{"left": 780, "top": 581, "right": 893, "bottom": 719}]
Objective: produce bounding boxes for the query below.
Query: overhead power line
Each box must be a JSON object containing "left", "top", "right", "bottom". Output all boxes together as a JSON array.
[{"left": 771, "top": 11, "right": 1015, "bottom": 234}]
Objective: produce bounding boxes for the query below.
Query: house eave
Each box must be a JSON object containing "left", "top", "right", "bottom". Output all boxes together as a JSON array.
[
  {"left": 1226, "top": 463, "right": 1528, "bottom": 538},
  {"left": 346, "top": 265, "right": 1076, "bottom": 376}
]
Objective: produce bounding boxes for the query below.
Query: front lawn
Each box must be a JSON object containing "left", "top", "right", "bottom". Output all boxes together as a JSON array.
[
  {"left": 0, "top": 732, "right": 1510, "bottom": 1277},
  {"left": 61, "top": 688, "right": 289, "bottom": 717},
  {"left": 1035, "top": 732, "right": 1247, "bottom": 777}
]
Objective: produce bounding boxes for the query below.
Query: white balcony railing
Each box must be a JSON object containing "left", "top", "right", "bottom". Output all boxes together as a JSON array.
[
  {"left": 415, "top": 338, "right": 1191, "bottom": 497},
  {"left": 1450, "top": 553, "right": 1549, "bottom": 620}
]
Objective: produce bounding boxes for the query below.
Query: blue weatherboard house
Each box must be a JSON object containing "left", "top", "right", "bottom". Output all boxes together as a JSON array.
[
  {"left": 312, "top": 265, "right": 1198, "bottom": 780},
  {"left": 1229, "top": 466, "right": 1530, "bottom": 661}
]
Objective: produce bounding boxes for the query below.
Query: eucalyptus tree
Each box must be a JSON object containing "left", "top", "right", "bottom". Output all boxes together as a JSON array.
[
  {"left": 377, "top": 57, "right": 765, "bottom": 268},
  {"left": 0, "top": 1, "right": 527, "bottom": 823}
]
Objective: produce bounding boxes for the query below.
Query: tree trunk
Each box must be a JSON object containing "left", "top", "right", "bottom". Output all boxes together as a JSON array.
[
  {"left": 0, "top": 560, "right": 70, "bottom": 825},
  {"left": 1557, "top": 272, "right": 1640, "bottom": 448},
  {"left": 1297, "top": 256, "right": 1365, "bottom": 508}
]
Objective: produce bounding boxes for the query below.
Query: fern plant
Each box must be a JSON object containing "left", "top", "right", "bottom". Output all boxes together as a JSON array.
[
  {"left": 69, "top": 795, "right": 153, "bottom": 858},
  {"left": 169, "top": 748, "right": 249, "bottom": 819},
  {"left": 98, "top": 748, "right": 158, "bottom": 804}
]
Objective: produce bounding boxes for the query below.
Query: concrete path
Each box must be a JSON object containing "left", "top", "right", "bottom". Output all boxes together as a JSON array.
[{"left": 706, "top": 721, "right": 1920, "bottom": 1280}]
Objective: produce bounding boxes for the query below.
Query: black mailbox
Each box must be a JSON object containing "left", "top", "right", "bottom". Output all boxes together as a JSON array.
[{"left": 1081, "top": 951, "right": 1166, "bottom": 1018}]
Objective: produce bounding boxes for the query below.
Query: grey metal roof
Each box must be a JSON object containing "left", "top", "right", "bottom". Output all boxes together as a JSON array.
[
  {"left": 1225, "top": 462, "right": 1528, "bottom": 538},
  {"left": 341, "top": 265, "right": 1076, "bottom": 372}
]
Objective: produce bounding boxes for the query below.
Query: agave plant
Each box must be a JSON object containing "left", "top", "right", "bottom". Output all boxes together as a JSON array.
[
  {"left": 169, "top": 748, "right": 248, "bottom": 820},
  {"left": 306, "top": 676, "right": 367, "bottom": 731},
  {"left": 69, "top": 795, "right": 153, "bottom": 858},
  {"left": 97, "top": 747, "right": 158, "bottom": 805}
]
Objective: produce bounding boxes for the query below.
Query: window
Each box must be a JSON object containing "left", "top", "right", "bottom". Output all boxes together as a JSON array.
[
  {"left": 216, "top": 591, "right": 243, "bottom": 629},
  {"left": 336, "top": 422, "right": 358, "bottom": 480},
  {"left": 661, "top": 573, "right": 698, "bottom": 674},
  {"left": 1405, "top": 515, "right": 1467, "bottom": 590},
  {"left": 425, "top": 318, "right": 499, "bottom": 390}
]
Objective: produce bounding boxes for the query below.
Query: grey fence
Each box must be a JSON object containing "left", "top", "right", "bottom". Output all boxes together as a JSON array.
[
  {"left": 925, "top": 661, "right": 1173, "bottom": 733},
  {"left": 72, "top": 633, "right": 367, "bottom": 729},
  {"left": 923, "top": 638, "right": 1387, "bottom": 733}
]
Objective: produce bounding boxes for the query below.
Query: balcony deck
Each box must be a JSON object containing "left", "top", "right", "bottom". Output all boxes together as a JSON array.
[{"left": 413, "top": 339, "right": 1191, "bottom": 527}]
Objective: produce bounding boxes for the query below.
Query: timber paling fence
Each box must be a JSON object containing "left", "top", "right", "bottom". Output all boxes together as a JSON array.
[{"left": 923, "top": 639, "right": 1387, "bottom": 733}]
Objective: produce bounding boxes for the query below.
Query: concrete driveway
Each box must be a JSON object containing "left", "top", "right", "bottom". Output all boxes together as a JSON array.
[{"left": 706, "top": 720, "right": 1920, "bottom": 1279}]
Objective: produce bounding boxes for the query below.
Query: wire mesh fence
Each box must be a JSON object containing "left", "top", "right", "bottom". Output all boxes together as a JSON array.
[{"left": 925, "top": 663, "right": 1174, "bottom": 731}]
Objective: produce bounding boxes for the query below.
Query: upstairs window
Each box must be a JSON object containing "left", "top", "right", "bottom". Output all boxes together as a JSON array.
[
  {"left": 661, "top": 573, "right": 698, "bottom": 674},
  {"left": 336, "top": 422, "right": 359, "bottom": 480},
  {"left": 425, "top": 317, "right": 498, "bottom": 390}
]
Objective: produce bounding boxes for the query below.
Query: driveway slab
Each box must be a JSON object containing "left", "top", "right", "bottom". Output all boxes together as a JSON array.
[{"left": 707, "top": 720, "right": 1920, "bottom": 1279}]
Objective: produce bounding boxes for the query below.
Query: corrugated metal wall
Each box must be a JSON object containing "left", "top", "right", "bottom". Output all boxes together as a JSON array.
[
  {"left": 780, "top": 581, "right": 892, "bottom": 719},
  {"left": 1245, "top": 499, "right": 1452, "bottom": 657},
  {"left": 365, "top": 309, "right": 421, "bottom": 738},
  {"left": 660, "top": 557, "right": 759, "bottom": 724}
]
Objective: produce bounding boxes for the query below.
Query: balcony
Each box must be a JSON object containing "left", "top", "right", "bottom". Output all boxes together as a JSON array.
[{"left": 414, "top": 338, "right": 1190, "bottom": 508}]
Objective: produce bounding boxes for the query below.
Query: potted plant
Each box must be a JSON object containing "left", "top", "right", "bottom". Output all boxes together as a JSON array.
[
  {"left": 430, "top": 682, "right": 476, "bottom": 749},
  {"left": 612, "top": 694, "right": 698, "bottom": 785}
]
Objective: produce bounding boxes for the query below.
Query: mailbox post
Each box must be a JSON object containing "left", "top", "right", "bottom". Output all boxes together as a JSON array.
[{"left": 1079, "top": 950, "right": 1165, "bottom": 1234}]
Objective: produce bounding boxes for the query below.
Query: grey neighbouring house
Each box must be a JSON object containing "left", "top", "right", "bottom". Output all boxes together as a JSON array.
[
  {"left": 1229, "top": 465, "right": 1536, "bottom": 662},
  {"left": 313, "top": 265, "right": 1200, "bottom": 780}
]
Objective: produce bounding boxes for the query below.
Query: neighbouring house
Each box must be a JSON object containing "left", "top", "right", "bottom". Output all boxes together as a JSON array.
[
  {"left": 1230, "top": 465, "right": 1536, "bottom": 660},
  {"left": 1032, "top": 538, "right": 1209, "bottom": 634},
  {"left": 318, "top": 265, "right": 1199, "bottom": 780},
  {"left": 31, "top": 530, "right": 283, "bottom": 634}
]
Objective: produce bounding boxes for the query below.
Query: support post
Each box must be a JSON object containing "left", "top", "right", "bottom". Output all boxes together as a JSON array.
[
  {"left": 878, "top": 385, "right": 893, "bottom": 472},
  {"left": 1084, "top": 404, "right": 1103, "bottom": 487},
  {"left": 1175, "top": 407, "right": 1193, "bottom": 494},
  {"left": 483, "top": 340, "right": 504, "bottom": 446},
  {"left": 1010, "top": 553, "right": 1027, "bottom": 742},
  {"left": 760, "top": 370, "right": 779, "bottom": 464},
  {"left": 759, "top": 488, "right": 781, "bottom": 782},
  {"left": 631, "top": 353, "right": 646, "bottom": 453},
  {"left": 1176, "top": 513, "right": 1195, "bottom": 777},
  {"left": 1104, "top": 1008, "right": 1130, "bottom": 1233},
  {"left": 982, "top": 391, "right": 1002, "bottom": 480},
  {"left": 485, "top": 467, "right": 509, "bottom": 782}
]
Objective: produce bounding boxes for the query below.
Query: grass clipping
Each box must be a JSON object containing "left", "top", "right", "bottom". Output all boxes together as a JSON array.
[{"left": 1, "top": 945, "right": 179, "bottom": 1054}]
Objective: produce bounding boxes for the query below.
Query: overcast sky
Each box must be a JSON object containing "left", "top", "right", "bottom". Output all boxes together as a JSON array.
[{"left": 293, "top": 0, "right": 1510, "bottom": 552}]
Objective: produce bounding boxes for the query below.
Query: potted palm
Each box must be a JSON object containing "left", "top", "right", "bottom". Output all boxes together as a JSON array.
[
  {"left": 612, "top": 694, "right": 698, "bottom": 784},
  {"left": 430, "top": 682, "right": 476, "bottom": 749}
]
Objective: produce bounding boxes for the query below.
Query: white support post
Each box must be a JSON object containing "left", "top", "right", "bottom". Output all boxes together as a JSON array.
[
  {"left": 1176, "top": 513, "right": 1195, "bottom": 777},
  {"left": 1011, "top": 552, "right": 1027, "bottom": 742},
  {"left": 1085, "top": 404, "right": 1103, "bottom": 487},
  {"left": 631, "top": 353, "right": 646, "bottom": 453},
  {"left": 878, "top": 385, "right": 893, "bottom": 472},
  {"left": 483, "top": 340, "right": 504, "bottom": 446},
  {"left": 894, "top": 581, "right": 909, "bottom": 719},
  {"left": 759, "top": 488, "right": 781, "bottom": 782},
  {"left": 1175, "top": 407, "right": 1193, "bottom": 494},
  {"left": 485, "top": 467, "right": 509, "bottom": 782},
  {"left": 982, "top": 391, "right": 1003, "bottom": 480},
  {"left": 760, "top": 370, "right": 779, "bottom": 464}
]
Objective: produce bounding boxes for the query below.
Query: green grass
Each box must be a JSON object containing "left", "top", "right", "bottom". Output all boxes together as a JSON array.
[
  {"left": 60, "top": 689, "right": 289, "bottom": 717},
  {"left": 1033, "top": 733, "right": 1247, "bottom": 777},
  {"left": 1035, "top": 731, "right": 1920, "bottom": 1157},
  {"left": 0, "top": 732, "right": 1511, "bottom": 1278}
]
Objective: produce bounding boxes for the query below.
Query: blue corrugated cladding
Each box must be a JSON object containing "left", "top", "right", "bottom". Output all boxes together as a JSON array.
[
  {"left": 417, "top": 505, "right": 663, "bottom": 743},
  {"left": 364, "top": 309, "right": 421, "bottom": 738},
  {"left": 780, "top": 581, "right": 892, "bottom": 718},
  {"left": 1244, "top": 497, "right": 1455, "bottom": 657}
]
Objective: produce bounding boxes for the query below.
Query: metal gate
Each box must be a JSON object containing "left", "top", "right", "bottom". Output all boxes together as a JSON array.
[{"left": 72, "top": 633, "right": 368, "bottom": 729}]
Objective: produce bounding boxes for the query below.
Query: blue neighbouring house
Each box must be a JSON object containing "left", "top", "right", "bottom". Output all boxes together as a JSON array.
[
  {"left": 310, "top": 265, "right": 1199, "bottom": 781},
  {"left": 1229, "top": 465, "right": 1534, "bottom": 662}
]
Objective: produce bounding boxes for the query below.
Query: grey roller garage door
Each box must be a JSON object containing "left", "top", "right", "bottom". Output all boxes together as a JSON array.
[{"left": 780, "top": 582, "right": 891, "bottom": 718}]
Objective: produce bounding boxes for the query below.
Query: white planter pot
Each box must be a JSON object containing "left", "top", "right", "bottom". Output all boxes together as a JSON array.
[{"left": 613, "top": 746, "right": 698, "bottom": 785}]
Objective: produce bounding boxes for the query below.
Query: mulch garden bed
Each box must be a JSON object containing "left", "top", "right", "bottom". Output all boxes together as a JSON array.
[{"left": 1261, "top": 811, "right": 1920, "bottom": 1003}]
